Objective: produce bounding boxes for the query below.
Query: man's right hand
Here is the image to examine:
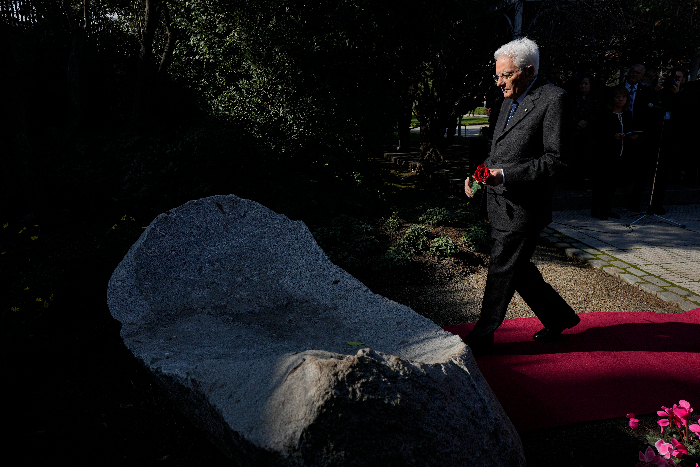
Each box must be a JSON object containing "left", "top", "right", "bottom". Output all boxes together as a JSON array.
[{"left": 487, "top": 169, "right": 504, "bottom": 186}]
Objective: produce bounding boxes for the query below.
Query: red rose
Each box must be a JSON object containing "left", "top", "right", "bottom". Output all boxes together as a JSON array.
[{"left": 474, "top": 164, "right": 490, "bottom": 183}]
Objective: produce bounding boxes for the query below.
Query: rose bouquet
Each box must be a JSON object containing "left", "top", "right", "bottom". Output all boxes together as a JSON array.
[{"left": 627, "top": 400, "right": 700, "bottom": 467}]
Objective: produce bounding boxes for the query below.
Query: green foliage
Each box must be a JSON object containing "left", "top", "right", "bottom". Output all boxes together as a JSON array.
[
  {"left": 526, "top": 0, "right": 700, "bottom": 81},
  {"left": 418, "top": 207, "right": 452, "bottom": 226},
  {"left": 396, "top": 225, "right": 433, "bottom": 255},
  {"left": 312, "top": 215, "right": 380, "bottom": 271},
  {"left": 429, "top": 236, "right": 460, "bottom": 260},
  {"left": 382, "top": 247, "right": 412, "bottom": 269},
  {"left": 165, "top": 0, "right": 418, "bottom": 174},
  {"left": 461, "top": 223, "right": 491, "bottom": 253},
  {"left": 473, "top": 107, "right": 488, "bottom": 115},
  {"left": 383, "top": 212, "right": 402, "bottom": 231}
]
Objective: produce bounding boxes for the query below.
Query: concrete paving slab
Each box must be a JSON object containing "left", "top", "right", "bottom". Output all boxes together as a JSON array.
[{"left": 548, "top": 202, "right": 700, "bottom": 312}]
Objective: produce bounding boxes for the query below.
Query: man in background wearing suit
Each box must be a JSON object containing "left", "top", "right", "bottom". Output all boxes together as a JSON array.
[
  {"left": 622, "top": 64, "right": 657, "bottom": 212},
  {"left": 463, "top": 37, "right": 580, "bottom": 356}
]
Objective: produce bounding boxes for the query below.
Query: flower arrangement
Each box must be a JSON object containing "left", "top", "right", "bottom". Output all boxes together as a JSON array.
[{"left": 627, "top": 400, "right": 700, "bottom": 467}]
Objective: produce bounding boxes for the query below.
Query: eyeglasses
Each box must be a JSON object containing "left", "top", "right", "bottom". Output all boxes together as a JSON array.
[{"left": 494, "top": 69, "right": 519, "bottom": 81}]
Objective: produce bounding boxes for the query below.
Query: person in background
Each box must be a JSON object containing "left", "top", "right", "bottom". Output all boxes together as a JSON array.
[
  {"left": 544, "top": 64, "right": 564, "bottom": 88},
  {"left": 641, "top": 66, "right": 660, "bottom": 89},
  {"left": 621, "top": 64, "right": 656, "bottom": 212},
  {"left": 648, "top": 67, "right": 695, "bottom": 211},
  {"left": 568, "top": 74, "right": 601, "bottom": 188},
  {"left": 591, "top": 86, "right": 638, "bottom": 220}
]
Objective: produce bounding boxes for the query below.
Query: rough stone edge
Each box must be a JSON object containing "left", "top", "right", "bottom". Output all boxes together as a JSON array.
[{"left": 108, "top": 194, "right": 527, "bottom": 466}]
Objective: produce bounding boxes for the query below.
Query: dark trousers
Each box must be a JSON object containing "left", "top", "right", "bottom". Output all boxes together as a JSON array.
[
  {"left": 468, "top": 229, "right": 577, "bottom": 339},
  {"left": 591, "top": 160, "right": 619, "bottom": 214},
  {"left": 628, "top": 128, "right": 662, "bottom": 209}
]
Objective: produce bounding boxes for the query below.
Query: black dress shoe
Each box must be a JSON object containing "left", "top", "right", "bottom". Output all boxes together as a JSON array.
[
  {"left": 591, "top": 211, "right": 608, "bottom": 220},
  {"left": 606, "top": 211, "right": 621, "bottom": 219},
  {"left": 533, "top": 315, "right": 581, "bottom": 342}
]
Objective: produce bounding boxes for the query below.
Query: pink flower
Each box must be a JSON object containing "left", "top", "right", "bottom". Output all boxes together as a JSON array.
[
  {"left": 637, "top": 446, "right": 666, "bottom": 467},
  {"left": 657, "top": 403, "right": 687, "bottom": 432},
  {"left": 628, "top": 413, "right": 641, "bottom": 429},
  {"left": 678, "top": 400, "right": 693, "bottom": 413},
  {"left": 670, "top": 438, "right": 687, "bottom": 458},
  {"left": 639, "top": 446, "right": 657, "bottom": 463},
  {"left": 656, "top": 439, "right": 674, "bottom": 459},
  {"left": 690, "top": 422, "right": 700, "bottom": 438},
  {"left": 673, "top": 403, "right": 690, "bottom": 427},
  {"left": 659, "top": 406, "right": 674, "bottom": 419}
]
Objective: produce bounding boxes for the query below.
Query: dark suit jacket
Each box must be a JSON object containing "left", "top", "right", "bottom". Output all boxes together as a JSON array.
[
  {"left": 627, "top": 82, "right": 655, "bottom": 132},
  {"left": 485, "top": 78, "right": 570, "bottom": 233}
]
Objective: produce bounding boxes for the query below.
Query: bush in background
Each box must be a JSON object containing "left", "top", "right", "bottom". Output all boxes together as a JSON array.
[
  {"left": 429, "top": 236, "right": 460, "bottom": 260},
  {"left": 418, "top": 207, "right": 452, "bottom": 226},
  {"left": 396, "top": 224, "right": 433, "bottom": 255},
  {"left": 382, "top": 247, "right": 413, "bottom": 269},
  {"left": 461, "top": 223, "right": 491, "bottom": 253}
]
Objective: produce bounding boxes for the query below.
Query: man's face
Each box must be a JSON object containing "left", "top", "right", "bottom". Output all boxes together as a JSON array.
[
  {"left": 671, "top": 70, "right": 686, "bottom": 85},
  {"left": 496, "top": 56, "right": 535, "bottom": 100},
  {"left": 627, "top": 66, "right": 645, "bottom": 85},
  {"left": 579, "top": 77, "right": 591, "bottom": 94}
]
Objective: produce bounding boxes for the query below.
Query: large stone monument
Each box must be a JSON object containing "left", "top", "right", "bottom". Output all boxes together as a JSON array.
[{"left": 107, "top": 194, "right": 525, "bottom": 466}]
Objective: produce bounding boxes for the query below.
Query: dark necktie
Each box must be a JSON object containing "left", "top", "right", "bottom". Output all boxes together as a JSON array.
[
  {"left": 629, "top": 85, "right": 636, "bottom": 112},
  {"left": 506, "top": 102, "right": 519, "bottom": 127}
]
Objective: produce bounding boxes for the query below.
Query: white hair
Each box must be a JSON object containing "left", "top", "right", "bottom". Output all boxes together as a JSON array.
[{"left": 494, "top": 37, "right": 540, "bottom": 75}]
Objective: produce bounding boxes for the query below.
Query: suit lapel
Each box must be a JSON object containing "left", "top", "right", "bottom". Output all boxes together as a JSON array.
[
  {"left": 493, "top": 98, "right": 512, "bottom": 141},
  {"left": 496, "top": 80, "right": 545, "bottom": 142}
]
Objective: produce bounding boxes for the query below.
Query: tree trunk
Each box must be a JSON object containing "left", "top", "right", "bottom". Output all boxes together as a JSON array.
[
  {"left": 133, "top": 0, "right": 163, "bottom": 131},
  {"left": 157, "top": 4, "right": 177, "bottom": 77}
]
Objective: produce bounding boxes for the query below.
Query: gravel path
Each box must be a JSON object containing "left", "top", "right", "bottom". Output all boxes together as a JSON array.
[{"left": 363, "top": 232, "right": 683, "bottom": 330}]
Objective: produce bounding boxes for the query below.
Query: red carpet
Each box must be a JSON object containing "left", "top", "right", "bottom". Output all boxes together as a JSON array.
[{"left": 443, "top": 309, "right": 700, "bottom": 432}]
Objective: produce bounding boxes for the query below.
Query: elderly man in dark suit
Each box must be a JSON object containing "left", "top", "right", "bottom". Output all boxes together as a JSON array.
[{"left": 464, "top": 37, "right": 580, "bottom": 356}]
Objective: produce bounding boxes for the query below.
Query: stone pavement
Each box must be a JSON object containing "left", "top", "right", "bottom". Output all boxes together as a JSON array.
[{"left": 543, "top": 205, "right": 700, "bottom": 312}]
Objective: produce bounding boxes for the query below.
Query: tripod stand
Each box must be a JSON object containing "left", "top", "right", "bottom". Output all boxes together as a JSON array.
[{"left": 627, "top": 112, "right": 686, "bottom": 229}]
